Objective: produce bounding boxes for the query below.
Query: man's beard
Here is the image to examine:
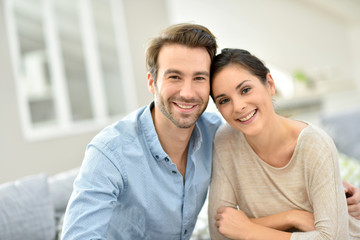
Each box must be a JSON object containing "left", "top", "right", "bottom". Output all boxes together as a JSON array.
[{"left": 155, "top": 94, "right": 207, "bottom": 129}]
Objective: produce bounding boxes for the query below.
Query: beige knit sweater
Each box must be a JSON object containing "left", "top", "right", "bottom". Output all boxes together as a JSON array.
[{"left": 209, "top": 123, "right": 360, "bottom": 239}]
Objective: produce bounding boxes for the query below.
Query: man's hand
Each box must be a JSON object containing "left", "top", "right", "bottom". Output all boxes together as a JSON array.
[{"left": 343, "top": 180, "right": 360, "bottom": 220}]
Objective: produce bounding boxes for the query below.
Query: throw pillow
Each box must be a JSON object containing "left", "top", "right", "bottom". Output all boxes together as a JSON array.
[{"left": 0, "top": 174, "right": 55, "bottom": 240}]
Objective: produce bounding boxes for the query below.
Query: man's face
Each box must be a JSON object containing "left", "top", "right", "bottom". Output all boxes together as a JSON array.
[{"left": 148, "top": 44, "right": 211, "bottom": 129}]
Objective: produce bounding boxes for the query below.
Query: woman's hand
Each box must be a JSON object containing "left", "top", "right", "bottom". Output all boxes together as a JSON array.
[
  {"left": 286, "top": 209, "right": 315, "bottom": 231},
  {"left": 215, "top": 206, "right": 253, "bottom": 240},
  {"left": 343, "top": 180, "right": 360, "bottom": 220}
]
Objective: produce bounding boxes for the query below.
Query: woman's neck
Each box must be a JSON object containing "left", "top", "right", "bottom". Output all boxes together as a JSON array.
[{"left": 245, "top": 115, "right": 306, "bottom": 167}]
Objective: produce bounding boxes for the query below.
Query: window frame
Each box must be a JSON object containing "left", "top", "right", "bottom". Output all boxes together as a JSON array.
[{"left": 4, "top": 0, "right": 137, "bottom": 141}]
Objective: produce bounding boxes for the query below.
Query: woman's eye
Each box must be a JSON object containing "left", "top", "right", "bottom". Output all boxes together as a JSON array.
[
  {"left": 242, "top": 87, "right": 251, "bottom": 94},
  {"left": 218, "top": 98, "right": 229, "bottom": 105}
]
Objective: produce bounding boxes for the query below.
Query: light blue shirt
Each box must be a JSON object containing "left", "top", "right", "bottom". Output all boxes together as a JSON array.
[{"left": 61, "top": 102, "right": 222, "bottom": 240}]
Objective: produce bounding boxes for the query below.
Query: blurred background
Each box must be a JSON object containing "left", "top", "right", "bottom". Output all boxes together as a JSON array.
[{"left": 1, "top": 0, "right": 360, "bottom": 184}]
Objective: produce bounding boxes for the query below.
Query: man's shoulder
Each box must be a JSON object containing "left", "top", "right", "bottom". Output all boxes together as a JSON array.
[
  {"left": 198, "top": 111, "right": 223, "bottom": 128},
  {"left": 195, "top": 112, "right": 224, "bottom": 141},
  {"left": 90, "top": 106, "right": 148, "bottom": 150}
]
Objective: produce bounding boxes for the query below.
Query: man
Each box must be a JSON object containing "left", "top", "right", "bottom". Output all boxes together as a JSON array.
[
  {"left": 344, "top": 180, "right": 360, "bottom": 220},
  {"left": 61, "top": 23, "right": 223, "bottom": 240},
  {"left": 61, "top": 23, "right": 360, "bottom": 240}
]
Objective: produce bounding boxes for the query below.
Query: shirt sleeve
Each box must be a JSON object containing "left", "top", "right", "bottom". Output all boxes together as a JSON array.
[
  {"left": 61, "top": 145, "right": 124, "bottom": 240},
  {"left": 208, "top": 148, "right": 237, "bottom": 240},
  {"left": 291, "top": 138, "right": 349, "bottom": 240}
]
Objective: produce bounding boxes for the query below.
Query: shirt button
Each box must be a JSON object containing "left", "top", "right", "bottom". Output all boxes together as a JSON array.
[
  {"left": 172, "top": 170, "right": 177, "bottom": 174},
  {"left": 155, "top": 155, "right": 159, "bottom": 159},
  {"left": 184, "top": 229, "right": 187, "bottom": 234},
  {"left": 164, "top": 157, "right": 169, "bottom": 162}
]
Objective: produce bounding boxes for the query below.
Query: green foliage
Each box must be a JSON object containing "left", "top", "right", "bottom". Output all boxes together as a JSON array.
[{"left": 339, "top": 152, "right": 360, "bottom": 187}]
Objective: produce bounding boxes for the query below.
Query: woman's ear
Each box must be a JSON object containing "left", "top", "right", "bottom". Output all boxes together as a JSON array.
[
  {"left": 148, "top": 72, "right": 155, "bottom": 94},
  {"left": 266, "top": 73, "right": 276, "bottom": 96}
]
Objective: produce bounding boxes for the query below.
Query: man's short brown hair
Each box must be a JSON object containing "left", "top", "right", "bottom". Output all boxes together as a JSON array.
[{"left": 146, "top": 23, "right": 217, "bottom": 82}]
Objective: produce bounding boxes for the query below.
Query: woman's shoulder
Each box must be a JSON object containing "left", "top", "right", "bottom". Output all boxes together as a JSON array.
[
  {"left": 214, "top": 123, "right": 243, "bottom": 144},
  {"left": 297, "top": 123, "right": 337, "bottom": 154},
  {"left": 300, "top": 123, "right": 333, "bottom": 143}
]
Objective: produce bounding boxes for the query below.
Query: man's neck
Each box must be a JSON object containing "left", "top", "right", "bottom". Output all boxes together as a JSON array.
[{"left": 151, "top": 107, "right": 194, "bottom": 179}]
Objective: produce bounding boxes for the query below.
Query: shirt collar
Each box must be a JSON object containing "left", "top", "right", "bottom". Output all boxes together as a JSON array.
[{"left": 139, "top": 102, "right": 202, "bottom": 161}]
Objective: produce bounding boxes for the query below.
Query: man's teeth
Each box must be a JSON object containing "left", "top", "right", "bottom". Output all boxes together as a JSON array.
[
  {"left": 240, "top": 110, "right": 256, "bottom": 122},
  {"left": 177, "top": 103, "right": 193, "bottom": 109}
]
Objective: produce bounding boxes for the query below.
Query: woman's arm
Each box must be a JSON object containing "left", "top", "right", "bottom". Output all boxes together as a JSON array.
[
  {"left": 208, "top": 149, "right": 314, "bottom": 240},
  {"left": 290, "top": 135, "right": 349, "bottom": 239},
  {"left": 215, "top": 206, "right": 293, "bottom": 240},
  {"left": 250, "top": 209, "right": 315, "bottom": 232},
  {"left": 208, "top": 149, "right": 238, "bottom": 240}
]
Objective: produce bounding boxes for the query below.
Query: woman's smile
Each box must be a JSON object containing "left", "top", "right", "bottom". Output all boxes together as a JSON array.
[{"left": 237, "top": 109, "right": 257, "bottom": 123}]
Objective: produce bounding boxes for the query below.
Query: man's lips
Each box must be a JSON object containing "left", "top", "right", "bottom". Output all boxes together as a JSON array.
[
  {"left": 172, "top": 102, "right": 199, "bottom": 113},
  {"left": 175, "top": 103, "right": 196, "bottom": 109}
]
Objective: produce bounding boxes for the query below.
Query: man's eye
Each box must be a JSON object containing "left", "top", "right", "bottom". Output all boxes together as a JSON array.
[
  {"left": 194, "top": 76, "right": 206, "bottom": 81},
  {"left": 169, "top": 75, "right": 180, "bottom": 80}
]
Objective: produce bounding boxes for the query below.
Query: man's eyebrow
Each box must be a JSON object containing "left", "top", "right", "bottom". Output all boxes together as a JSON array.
[
  {"left": 164, "top": 69, "right": 182, "bottom": 75},
  {"left": 194, "top": 71, "right": 210, "bottom": 77},
  {"left": 214, "top": 80, "right": 250, "bottom": 100},
  {"left": 164, "top": 70, "right": 209, "bottom": 77}
]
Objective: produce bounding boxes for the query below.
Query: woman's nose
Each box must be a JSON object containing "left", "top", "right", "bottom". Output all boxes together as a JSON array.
[{"left": 233, "top": 96, "right": 246, "bottom": 113}]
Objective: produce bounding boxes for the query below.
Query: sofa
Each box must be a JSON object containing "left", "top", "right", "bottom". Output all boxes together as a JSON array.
[
  {"left": 0, "top": 168, "right": 79, "bottom": 240},
  {"left": 320, "top": 107, "right": 360, "bottom": 163},
  {"left": 1, "top": 107, "right": 360, "bottom": 240}
]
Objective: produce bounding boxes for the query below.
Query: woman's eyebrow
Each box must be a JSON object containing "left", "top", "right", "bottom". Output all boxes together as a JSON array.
[
  {"left": 214, "top": 93, "right": 225, "bottom": 100},
  {"left": 235, "top": 80, "right": 250, "bottom": 90},
  {"left": 214, "top": 80, "right": 250, "bottom": 100}
]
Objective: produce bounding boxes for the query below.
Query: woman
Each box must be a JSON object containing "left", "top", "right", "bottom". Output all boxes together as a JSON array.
[{"left": 208, "top": 48, "right": 360, "bottom": 239}]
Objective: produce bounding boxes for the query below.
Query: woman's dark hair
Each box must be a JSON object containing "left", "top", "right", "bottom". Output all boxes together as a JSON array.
[{"left": 210, "top": 48, "right": 270, "bottom": 99}]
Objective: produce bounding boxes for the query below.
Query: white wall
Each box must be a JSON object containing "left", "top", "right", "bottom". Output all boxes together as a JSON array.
[
  {"left": 349, "top": 26, "right": 360, "bottom": 91},
  {"left": 0, "top": 0, "right": 168, "bottom": 183},
  {"left": 1, "top": 0, "right": 360, "bottom": 183},
  {"left": 167, "top": 0, "right": 359, "bottom": 94}
]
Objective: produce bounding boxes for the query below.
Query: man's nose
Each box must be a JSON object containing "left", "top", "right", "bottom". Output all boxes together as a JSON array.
[{"left": 179, "top": 80, "right": 195, "bottom": 99}]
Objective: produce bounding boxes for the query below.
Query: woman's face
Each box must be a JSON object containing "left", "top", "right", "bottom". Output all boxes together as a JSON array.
[{"left": 212, "top": 65, "right": 276, "bottom": 136}]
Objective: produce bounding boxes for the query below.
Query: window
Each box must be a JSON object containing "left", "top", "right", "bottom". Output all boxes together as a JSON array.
[{"left": 4, "top": 0, "right": 137, "bottom": 140}]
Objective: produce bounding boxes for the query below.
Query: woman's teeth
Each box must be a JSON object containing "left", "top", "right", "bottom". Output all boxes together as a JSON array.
[{"left": 239, "top": 110, "right": 256, "bottom": 122}]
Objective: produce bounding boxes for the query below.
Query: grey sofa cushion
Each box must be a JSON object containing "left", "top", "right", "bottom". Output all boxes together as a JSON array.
[
  {"left": 48, "top": 167, "right": 79, "bottom": 240},
  {"left": 0, "top": 174, "right": 55, "bottom": 240},
  {"left": 321, "top": 108, "right": 360, "bottom": 161},
  {"left": 48, "top": 167, "right": 79, "bottom": 213}
]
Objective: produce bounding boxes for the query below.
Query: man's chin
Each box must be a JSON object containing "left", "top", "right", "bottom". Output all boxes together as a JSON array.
[{"left": 171, "top": 118, "right": 198, "bottom": 129}]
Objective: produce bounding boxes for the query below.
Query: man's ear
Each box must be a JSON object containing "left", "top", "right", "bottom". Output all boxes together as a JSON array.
[
  {"left": 266, "top": 73, "right": 276, "bottom": 96},
  {"left": 148, "top": 72, "right": 155, "bottom": 94}
]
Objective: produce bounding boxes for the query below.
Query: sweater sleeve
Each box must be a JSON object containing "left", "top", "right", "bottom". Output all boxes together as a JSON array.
[
  {"left": 291, "top": 134, "right": 349, "bottom": 240},
  {"left": 208, "top": 148, "right": 236, "bottom": 240}
]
